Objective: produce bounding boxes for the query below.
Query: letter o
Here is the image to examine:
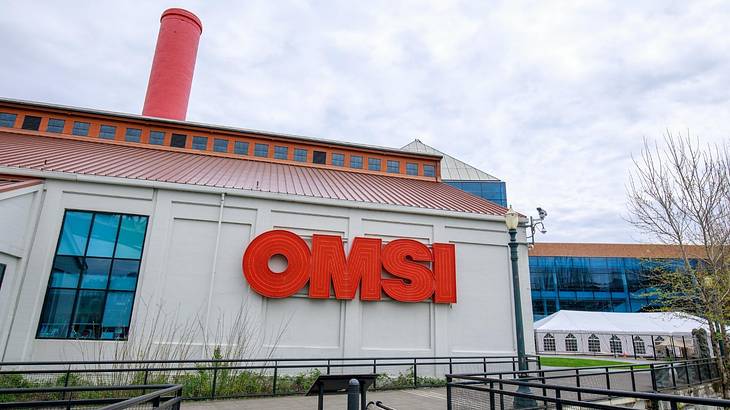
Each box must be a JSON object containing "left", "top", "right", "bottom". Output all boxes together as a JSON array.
[{"left": 242, "top": 230, "right": 311, "bottom": 298}]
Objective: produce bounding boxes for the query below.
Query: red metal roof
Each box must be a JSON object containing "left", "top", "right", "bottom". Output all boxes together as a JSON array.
[
  {"left": 0, "top": 132, "right": 508, "bottom": 216},
  {"left": 0, "top": 173, "right": 43, "bottom": 193}
]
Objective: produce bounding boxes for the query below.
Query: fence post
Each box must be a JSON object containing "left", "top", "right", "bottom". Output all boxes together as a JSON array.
[
  {"left": 327, "top": 359, "right": 331, "bottom": 375},
  {"left": 575, "top": 369, "right": 582, "bottom": 401},
  {"left": 347, "top": 379, "right": 359, "bottom": 410},
  {"left": 670, "top": 362, "right": 677, "bottom": 388},
  {"left": 413, "top": 358, "right": 418, "bottom": 388},
  {"left": 684, "top": 361, "right": 690, "bottom": 385},
  {"left": 555, "top": 388, "right": 563, "bottom": 410},
  {"left": 630, "top": 365, "right": 636, "bottom": 391},
  {"left": 633, "top": 334, "right": 637, "bottom": 360},
  {"left": 682, "top": 336, "right": 688, "bottom": 359},
  {"left": 449, "top": 357, "right": 453, "bottom": 374},
  {"left": 62, "top": 365, "right": 71, "bottom": 403},
  {"left": 211, "top": 366, "right": 218, "bottom": 400},
  {"left": 651, "top": 335, "right": 657, "bottom": 360},
  {"left": 372, "top": 359, "right": 377, "bottom": 390},
  {"left": 273, "top": 361, "right": 278, "bottom": 395},
  {"left": 650, "top": 364, "right": 658, "bottom": 391},
  {"left": 489, "top": 381, "right": 495, "bottom": 410},
  {"left": 152, "top": 395, "right": 161, "bottom": 408},
  {"left": 605, "top": 367, "right": 611, "bottom": 390},
  {"left": 483, "top": 357, "right": 487, "bottom": 373},
  {"left": 446, "top": 377, "right": 453, "bottom": 410}
]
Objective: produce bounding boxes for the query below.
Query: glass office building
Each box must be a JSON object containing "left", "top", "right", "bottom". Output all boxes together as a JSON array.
[
  {"left": 529, "top": 244, "right": 686, "bottom": 321},
  {"left": 444, "top": 180, "right": 507, "bottom": 207}
]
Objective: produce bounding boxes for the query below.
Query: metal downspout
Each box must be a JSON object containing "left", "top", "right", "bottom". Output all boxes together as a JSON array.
[{"left": 204, "top": 192, "right": 225, "bottom": 348}]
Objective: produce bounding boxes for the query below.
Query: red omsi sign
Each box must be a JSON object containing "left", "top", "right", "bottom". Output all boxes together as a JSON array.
[{"left": 242, "top": 230, "right": 456, "bottom": 303}]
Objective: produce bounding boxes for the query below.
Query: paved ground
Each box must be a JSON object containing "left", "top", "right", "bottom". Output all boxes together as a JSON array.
[{"left": 183, "top": 387, "right": 447, "bottom": 410}]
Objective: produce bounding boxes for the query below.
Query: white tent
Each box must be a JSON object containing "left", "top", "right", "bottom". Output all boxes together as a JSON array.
[{"left": 533, "top": 310, "right": 710, "bottom": 358}]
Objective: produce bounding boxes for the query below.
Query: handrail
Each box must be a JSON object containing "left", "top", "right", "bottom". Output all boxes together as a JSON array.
[
  {"left": 368, "top": 400, "right": 398, "bottom": 410},
  {"left": 100, "top": 384, "right": 182, "bottom": 410}
]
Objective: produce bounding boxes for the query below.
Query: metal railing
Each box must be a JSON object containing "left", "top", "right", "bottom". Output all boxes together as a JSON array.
[
  {"left": 0, "top": 354, "right": 539, "bottom": 401},
  {"left": 447, "top": 357, "right": 725, "bottom": 409},
  {"left": 0, "top": 383, "right": 182, "bottom": 409},
  {"left": 368, "top": 400, "right": 398, "bottom": 409}
]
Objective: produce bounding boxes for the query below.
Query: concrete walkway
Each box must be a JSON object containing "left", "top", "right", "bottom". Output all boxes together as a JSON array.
[{"left": 183, "top": 387, "right": 447, "bottom": 410}]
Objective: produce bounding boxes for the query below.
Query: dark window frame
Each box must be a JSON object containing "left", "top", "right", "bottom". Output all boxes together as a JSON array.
[
  {"left": 36, "top": 210, "right": 149, "bottom": 341},
  {"left": 72, "top": 121, "right": 91, "bottom": 137},
  {"left": 170, "top": 134, "right": 187, "bottom": 148},
  {"left": 192, "top": 136, "right": 208, "bottom": 150},
  {"left": 406, "top": 163, "right": 418, "bottom": 176},
  {"left": 331, "top": 153, "right": 345, "bottom": 167},
  {"left": 47, "top": 118, "right": 66, "bottom": 133},
  {"left": 213, "top": 138, "right": 229, "bottom": 153},
  {"left": 0, "top": 112, "right": 17, "bottom": 128},
  {"left": 254, "top": 143, "right": 269, "bottom": 157},
  {"left": 22, "top": 116, "right": 42, "bottom": 131},
  {"left": 312, "top": 151, "right": 326, "bottom": 164},
  {"left": 294, "top": 148, "right": 307, "bottom": 162},
  {"left": 149, "top": 131, "right": 165, "bottom": 145},
  {"left": 234, "top": 141, "right": 249, "bottom": 155},
  {"left": 274, "top": 145, "right": 288, "bottom": 160},
  {"left": 99, "top": 125, "right": 117, "bottom": 139}
]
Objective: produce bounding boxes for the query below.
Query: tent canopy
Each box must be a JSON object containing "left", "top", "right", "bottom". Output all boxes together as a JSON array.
[{"left": 534, "top": 310, "right": 707, "bottom": 336}]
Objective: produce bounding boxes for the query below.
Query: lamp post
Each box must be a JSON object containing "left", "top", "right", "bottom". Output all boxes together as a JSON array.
[{"left": 505, "top": 206, "right": 536, "bottom": 408}]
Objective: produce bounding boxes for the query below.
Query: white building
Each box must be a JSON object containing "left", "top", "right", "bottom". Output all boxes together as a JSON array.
[{"left": 0, "top": 98, "right": 534, "bottom": 363}]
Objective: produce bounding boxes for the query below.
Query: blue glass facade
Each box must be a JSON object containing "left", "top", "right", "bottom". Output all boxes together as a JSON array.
[
  {"left": 529, "top": 256, "right": 683, "bottom": 321},
  {"left": 445, "top": 180, "right": 508, "bottom": 207}
]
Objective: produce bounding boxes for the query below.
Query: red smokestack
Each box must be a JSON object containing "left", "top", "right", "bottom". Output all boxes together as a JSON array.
[{"left": 142, "top": 8, "right": 202, "bottom": 121}]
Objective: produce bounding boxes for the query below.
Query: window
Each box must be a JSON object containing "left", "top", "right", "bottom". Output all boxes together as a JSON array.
[
  {"left": 565, "top": 334, "right": 578, "bottom": 352},
  {"left": 192, "top": 136, "right": 208, "bottom": 150},
  {"left": 124, "top": 128, "right": 142, "bottom": 143},
  {"left": 0, "top": 263, "right": 5, "bottom": 291},
  {"left": 99, "top": 125, "right": 117, "bottom": 139},
  {"left": 0, "top": 112, "right": 17, "bottom": 128},
  {"left": 274, "top": 146, "right": 288, "bottom": 160},
  {"left": 633, "top": 336, "right": 646, "bottom": 355},
  {"left": 37, "top": 210, "right": 148, "bottom": 340},
  {"left": 610, "top": 335, "right": 622, "bottom": 354},
  {"left": 22, "top": 116, "right": 42, "bottom": 131},
  {"left": 386, "top": 160, "right": 400, "bottom": 173},
  {"left": 588, "top": 334, "right": 601, "bottom": 352},
  {"left": 47, "top": 119, "right": 65, "bottom": 133},
  {"left": 72, "top": 122, "right": 90, "bottom": 136},
  {"left": 406, "top": 163, "right": 418, "bottom": 176},
  {"left": 332, "top": 153, "right": 345, "bottom": 167},
  {"left": 368, "top": 158, "right": 381, "bottom": 171},
  {"left": 543, "top": 333, "right": 556, "bottom": 352},
  {"left": 294, "top": 148, "right": 307, "bottom": 162},
  {"left": 254, "top": 143, "right": 269, "bottom": 157},
  {"left": 423, "top": 164, "right": 436, "bottom": 177},
  {"left": 234, "top": 141, "right": 249, "bottom": 155},
  {"left": 350, "top": 155, "right": 363, "bottom": 169},
  {"left": 213, "top": 138, "right": 229, "bottom": 153},
  {"left": 170, "top": 133, "right": 187, "bottom": 148},
  {"left": 313, "top": 151, "right": 326, "bottom": 164},
  {"left": 149, "top": 131, "right": 165, "bottom": 145}
]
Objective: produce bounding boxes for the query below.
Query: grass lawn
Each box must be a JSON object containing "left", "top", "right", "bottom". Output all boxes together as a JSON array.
[{"left": 539, "top": 356, "right": 637, "bottom": 368}]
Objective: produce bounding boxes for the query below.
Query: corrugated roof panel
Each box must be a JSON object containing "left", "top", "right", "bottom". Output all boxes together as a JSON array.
[{"left": 0, "top": 132, "right": 508, "bottom": 216}]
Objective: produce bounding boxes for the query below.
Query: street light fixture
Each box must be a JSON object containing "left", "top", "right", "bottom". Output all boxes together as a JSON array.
[{"left": 505, "top": 206, "right": 537, "bottom": 408}]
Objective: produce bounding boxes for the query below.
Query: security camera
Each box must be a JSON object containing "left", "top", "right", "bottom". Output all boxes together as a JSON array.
[
  {"left": 540, "top": 227, "right": 547, "bottom": 234},
  {"left": 536, "top": 207, "right": 547, "bottom": 220}
]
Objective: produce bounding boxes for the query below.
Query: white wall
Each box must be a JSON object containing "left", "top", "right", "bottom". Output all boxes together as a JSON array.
[{"left": 1, "top": 178, "right": 533, "bottom": 362}]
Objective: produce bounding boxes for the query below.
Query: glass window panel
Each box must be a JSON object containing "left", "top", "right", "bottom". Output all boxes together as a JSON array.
[
  {"left": 213, "top": 138, "right": 229, "bottom": 153},
  {"left": 22, "top": 115, "right": 42, "bottom": 130},
  {"left": 72, "top": 121, "right": 90, "bottom": 136},
  {"left": 294, "top": 148, "right": 307, "bottom": 162},
  {"left": 80, "top": 258, "right": 112, "bottom": 290},
  {"left": 57, "top": 211, "right": 93, "bottom": 256},
  {"left": 0, "top": 112, "right": 17, "bottom": 127},
  {"left": 99, "top": 125, "right": 117, "bottom": 139},
  {"left": 70, "top": 290, "right": 105, "bottom": 339},
  {"left": 350, "top": 155, "right": 363, "bottom": 169},
  {"left": 114, "top": 215, "right": 148, "bottom": 259},
  {"left": 274, "top": 146, "right": 288, "bottom": 159},
  {"left": 47, "top": 118, "right": 65, "bottom": 133},
  {"left": 101, "top": 292, "right": 134, "bottom": 340},
  {"left": 234, "top": 141, "right": 249, "bottom": 155},
  {"left": 50, "top": 256, "right": 83, "bottom": 288},
  {"left": 368, "top": 158, "right": 381, "bottom": 171},
  {"left": 423, "top": 164, "right": 435, "bottom": 177},
  {"left": 406, "top": 163, "right": 418, "bottom": 176},
  {"left": 313, "top": 151, "right": 326, "bottom": 164},
  {"left": 170, "top": 133, "right": 187, "bottom": 148},
  {"left": 254, "top": 143, "right": 269, "bottom": 157},
  {"left": 38, "top": 289, "right": 76, "bottom": 338},
  {"left": 110, "top": 259, "right": 140, "bottom": 291},
  {"left": 86, "top": 213, "right": 120, "bottom": 257},
  {"left": 332, "top": 153, "right": 345, "bottom": 166},
  {"left": 192, "top": 136, "right": 208, "bottom": 150},
  {"left": 386, "top": 160, "right": 399, "bottom": 173},
  {"left": 149, "top": 131, "right": 165, "bottom": 145},
  {"left": 125, "top": 128, "right": 142, "bottom": 143}
]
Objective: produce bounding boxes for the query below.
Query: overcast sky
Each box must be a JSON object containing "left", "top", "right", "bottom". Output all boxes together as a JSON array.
[{"left": 1, "top": 1, "right": 728, "bottom": 243}]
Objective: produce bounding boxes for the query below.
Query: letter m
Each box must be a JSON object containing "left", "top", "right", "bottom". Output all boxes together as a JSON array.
[{"left": 309, "top": 235, "right": 382, "bottom": 300}]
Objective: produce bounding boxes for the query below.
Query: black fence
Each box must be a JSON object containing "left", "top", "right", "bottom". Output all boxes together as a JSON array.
[
  {"left": 0, "top": 383, "right": 182, "bottom": 409},
  {"left": 447, "top": 358, "right": 725, "bottom": 409},
  {"left": 0, "top": 354, "right": 539, "bottom": 401}
]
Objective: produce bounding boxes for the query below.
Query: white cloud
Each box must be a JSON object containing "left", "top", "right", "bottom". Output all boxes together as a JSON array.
[{"left": 1, "top": 0, "right": 728, "bottom": 243}]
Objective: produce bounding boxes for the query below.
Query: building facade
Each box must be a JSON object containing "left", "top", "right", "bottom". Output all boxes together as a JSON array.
[
  {"left": 401, "top": 140, "right": 508, "bottom": 207},
  {"left": 0, "top": 99, "right": 534, "bottom": 362},
  {"left": 529, "top": 243, "right": 687, "bottom": 321}
]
